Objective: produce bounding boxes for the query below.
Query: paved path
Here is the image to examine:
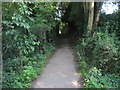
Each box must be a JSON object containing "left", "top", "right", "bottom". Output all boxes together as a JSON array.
[{"left": 30, "top": 38, "right": 82, "bottom": 88}]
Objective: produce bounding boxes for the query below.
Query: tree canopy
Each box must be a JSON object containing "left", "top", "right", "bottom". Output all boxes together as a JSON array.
[{"left": 2, "top": 1, "right": 120, "bottom": 88}]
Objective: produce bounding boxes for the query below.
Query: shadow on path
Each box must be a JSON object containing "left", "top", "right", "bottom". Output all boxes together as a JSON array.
[{"left": 30, "top": 36, "right": 83, "bottom": 88}]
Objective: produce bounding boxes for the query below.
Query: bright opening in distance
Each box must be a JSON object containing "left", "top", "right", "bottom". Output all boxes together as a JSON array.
[{"left": 102, "top": 2, "right": 118, "bottom": 14}]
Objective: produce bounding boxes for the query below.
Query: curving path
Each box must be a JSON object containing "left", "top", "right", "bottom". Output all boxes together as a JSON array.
[{"left": 30, "top": 37, "right": 83, "bottom": 88}]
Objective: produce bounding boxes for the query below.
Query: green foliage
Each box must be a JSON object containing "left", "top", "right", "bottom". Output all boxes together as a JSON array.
[
  {"left": 75, "top": 21, "right": 120, "bottom": 88},
  {"left": 3, "top": 47, "right": 52, "bottom": 88},
  {"left": 62, "top": 2, "right": 85, "bottom": 36},
  {"left": 100, "top": 12, "right": 120, "bottom": 37},
  {"left": 85, "top": 67, "right": 119, "bottom": 88},
  {"left": 2, "top": 2, "right": 57, "bottom": 88},
  {"left": 2, "top": 2, "right": 120, "bottom": 88},
  {"left": 59, "top": 22, "right": 68, "bottom": 34}
]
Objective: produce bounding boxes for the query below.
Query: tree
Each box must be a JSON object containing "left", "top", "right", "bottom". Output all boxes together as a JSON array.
[
  {"left": 87, "top": 0, "right": 94, "bottom": 36},
  {"left": 94, "top": 2, "right": 103, "bottom": 26}
]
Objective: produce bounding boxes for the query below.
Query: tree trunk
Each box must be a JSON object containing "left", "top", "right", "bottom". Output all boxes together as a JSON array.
[
  {"left": 94, "top": 2, "right": 103, "bottom": 26},
  {"left": 118, "top": 2, "right": 120, "bottom": 23},
  {"left": 87, "top": 0, "right": 94, "bottom": 36},
  {"left": 83, "top": 2, "right": 89, "bottom": 23}
]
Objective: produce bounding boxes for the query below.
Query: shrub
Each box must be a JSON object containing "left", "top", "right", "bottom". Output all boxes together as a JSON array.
[{"left": 75, "top": 23, "right": 120, "bottom": 88}]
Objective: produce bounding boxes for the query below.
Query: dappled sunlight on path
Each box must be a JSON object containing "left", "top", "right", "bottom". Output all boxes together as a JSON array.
[{"left": 30, "top": 38, "right": 83, "bottom": 88}]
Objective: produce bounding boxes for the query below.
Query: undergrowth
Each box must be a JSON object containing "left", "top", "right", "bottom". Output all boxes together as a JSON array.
[
  {"left": 75, "top": 21, "right": 120, "bottom": 88},
  {"left": 2, "top": 2, "right": 57, "bottom": 88},
  {"left": 3, "top": 44, "right": 53, "bottom": 88}
]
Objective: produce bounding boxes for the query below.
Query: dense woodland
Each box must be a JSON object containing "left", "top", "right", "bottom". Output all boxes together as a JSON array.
[{"left": 2, "top": 1, "right": 120, "bottom": 88}]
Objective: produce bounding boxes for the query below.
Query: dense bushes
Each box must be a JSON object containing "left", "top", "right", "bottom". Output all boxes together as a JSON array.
[
  {"left": 75, "top": 21, "right": 120, "bottom": 88},
  {"left": 2, "top": 2, "right": 57, "bottom": 88},
  {"left": 2, "top": 2, "right": 120, "bottom": 88}
]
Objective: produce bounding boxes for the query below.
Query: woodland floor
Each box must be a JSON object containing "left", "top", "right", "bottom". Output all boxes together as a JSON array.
[{"left": 30, "top": 36, "right": 83, "bottom": 88}]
